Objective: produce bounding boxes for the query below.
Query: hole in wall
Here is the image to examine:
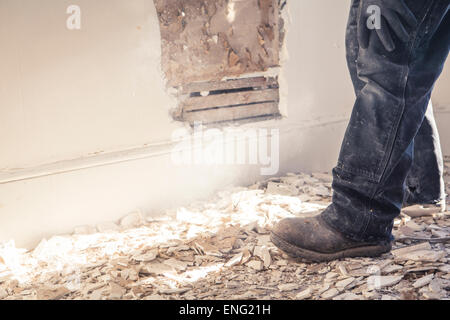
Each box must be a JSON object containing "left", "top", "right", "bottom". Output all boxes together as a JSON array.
[{"left": 153, "top": 0, "right": 287, "bottom": 125}]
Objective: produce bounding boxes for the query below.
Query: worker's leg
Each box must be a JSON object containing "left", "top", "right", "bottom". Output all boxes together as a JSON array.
[
  {"left": 322, "top": 0, "right": 450, "bottom": 242},
  {"left": 271, "top": 0, "right": 450, "bottom": 261},
  {"left": 346, "top": 0, "right": 446, "bottom": 209},
  {"left": 345, "top": 0, "right": 365, "bottom": 97},
  {"left": 404, "top": 103, "right": 446, "bottom": 207}
]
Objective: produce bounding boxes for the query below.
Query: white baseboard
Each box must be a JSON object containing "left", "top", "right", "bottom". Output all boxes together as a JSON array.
[{"left": 0, "top": 116, "right": 350, "bottom": 185}]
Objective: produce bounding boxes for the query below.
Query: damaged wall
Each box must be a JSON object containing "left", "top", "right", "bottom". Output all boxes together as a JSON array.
[
  {"left": 154, "top": 0, "right": 284, "bottom": 124},
  {"left": 0, "top": 0, "right": 449, "bottom": 247},
  {"left": 154, "top": 0, "right": 281, "bottom": 87}
]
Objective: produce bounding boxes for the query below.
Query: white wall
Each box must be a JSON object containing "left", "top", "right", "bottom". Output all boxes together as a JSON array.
[
  {"left": 0, "top": 0, "right": 180, "bottom": 170},
  {"left": 433, "top": 63, "right": 450, "bottom": 154},
  {"left": 0, "top": 0, "right": 448, "bottom": 248}
]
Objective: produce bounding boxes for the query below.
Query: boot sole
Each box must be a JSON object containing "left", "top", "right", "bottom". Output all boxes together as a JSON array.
[{"left": 270, "top": 232, "right": 392, "bottom": 263}]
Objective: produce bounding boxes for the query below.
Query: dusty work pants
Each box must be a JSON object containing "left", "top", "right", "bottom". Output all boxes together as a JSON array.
[{"left": 322, "top": 0, "right": 450, "bottom": 242}]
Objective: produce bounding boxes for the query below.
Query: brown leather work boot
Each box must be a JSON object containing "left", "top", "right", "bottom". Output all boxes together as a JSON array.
[{"left": 270, "top": 215, "right": 392, "bottom": 262}]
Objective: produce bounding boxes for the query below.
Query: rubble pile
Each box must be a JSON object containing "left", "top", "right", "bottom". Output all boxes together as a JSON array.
[{"left": 0, "top": 159, "right": 449, "bottom": 300}]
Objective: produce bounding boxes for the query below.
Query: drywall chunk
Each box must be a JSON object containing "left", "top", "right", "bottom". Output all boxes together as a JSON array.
[{"left": 120, "top": 211, "right": 144, "bottom": 229}]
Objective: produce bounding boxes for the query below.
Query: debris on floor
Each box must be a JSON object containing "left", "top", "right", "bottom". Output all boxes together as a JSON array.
[{"left": 1, "top": 159, "right": 450, "bottom": 300}]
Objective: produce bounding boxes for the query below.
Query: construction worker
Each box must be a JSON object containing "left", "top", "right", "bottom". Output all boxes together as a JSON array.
[{"left": 271, "top": 0, "right": 450, "bottom": 262}]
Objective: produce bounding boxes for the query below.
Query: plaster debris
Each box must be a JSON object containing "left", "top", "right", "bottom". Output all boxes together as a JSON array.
[
  {"left": 404, "top": 220, "right": 425, "bottom": 232},
  {"left": 311, "top": 173, "right": 333, "bottom": 183},
  {"left": 333, "top": 292, "right": 362, "bottom": 300},
  {"left": 37, "top": 287, "right": 70, "bottom": 300},
  {"left": 336, "top": 277, "right": 355, "bottom": 290},
  {"left": 396, "top": 250, "right": 445, "bottom": 263},
  {"left": 163, "top": 258, "right": 189, "bottom": 272},
  {"left": 337, "top": 263, "right": 349, "bottom": 277},
  {"left": 254, "top": 246, "right": 272, "bottom": 269},
  {"left": 424, "top": 291, "right": 443, "bottom": 300},
  {"left": 277, "top": 283, "right": 300, "bottom": 292},
  {"left": 318, "top": 283, "right": 331, "bottom": 295},
  {"left": 1, "top": 162, "right": 450, "bottom": 300},
  {"left": 109, "top": 282, "right": 126, "bottom": 299},
  {"left": 383, "top": 264, "right": 404, "bottom": 274},
  {"left": 392, "top": 243, "right": 431, "bottom": 258},
  {"left": 321, "top": 288, "right": 339, "bottom": 299},
  {"left": 295, "top": 288, "right": 312, "bottom": 300},
  {"left": 119, "top": 211, "right": 144, "bottom": 229},
  {"left": 413, "top": 274, "right": 434, "bottom": 289},
  {"left": 367, "top": 275, "right": 403, "bottom": 289},
  {"left": 247, "top": 260, "right": 264, "bottom": 271},
  {"left": 133, "top": 250, "right": 158, "bottom": 262},
  {"left": 311, "top": 186, "right": 331, "bottom": 197},
  {"left": 266, "top": 182, "right": 298, "bottom": 196},
  {"left": 429, "top": 278, "right": 446, "bottom": 294},
  {"left": 0, "top": 287, "right": 8, "bottom": 299},
  {"left": 141, "top": 263, "right": 175, "bottom": 276},
  {"left": 402, "top": 205, "right": 442, "bottom": 218}
]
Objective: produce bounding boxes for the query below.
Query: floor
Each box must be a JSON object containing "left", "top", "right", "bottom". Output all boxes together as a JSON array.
[{"left": 1, "top": 159, "right": 449, "bottom": 300}]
